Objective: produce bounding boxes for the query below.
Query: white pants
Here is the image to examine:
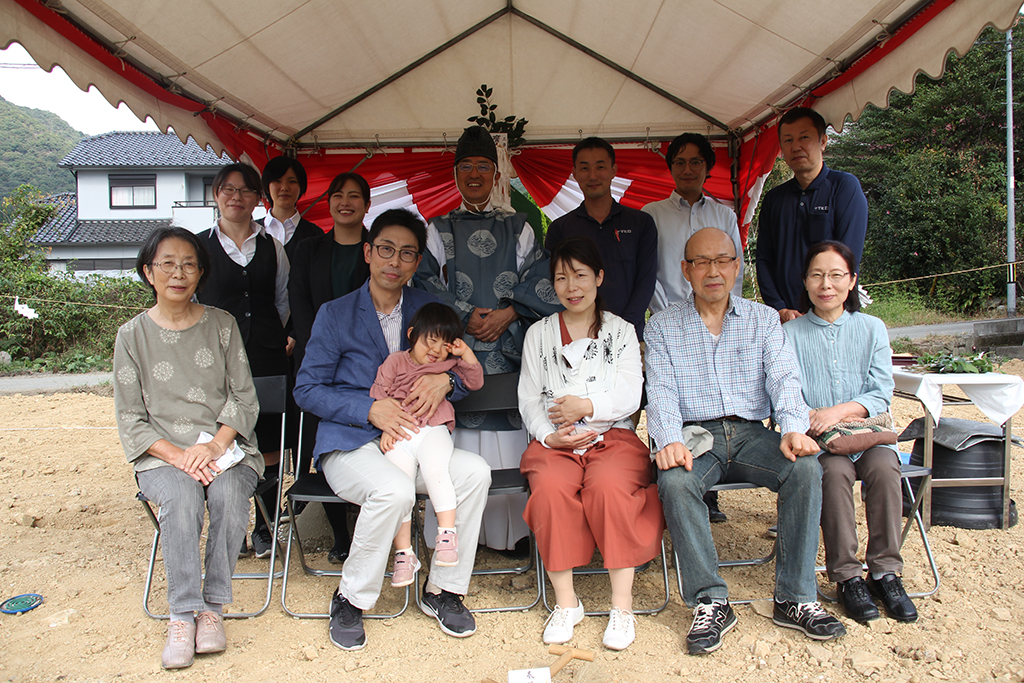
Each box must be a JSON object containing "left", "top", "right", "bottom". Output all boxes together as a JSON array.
[
  {"left": 424, "top": 427, "right": 530, "bottom": 551},
  {"left": 320, "top": 440, "right": 490, "bottom": 610},
  {"left": 386, "top": 425, "right": 458, "bottom": 523}
]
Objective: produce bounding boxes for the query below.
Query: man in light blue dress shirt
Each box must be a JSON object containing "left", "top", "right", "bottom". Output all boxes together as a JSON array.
[{"left": 645, "top": 227, "right": 845, "bottom": 655}]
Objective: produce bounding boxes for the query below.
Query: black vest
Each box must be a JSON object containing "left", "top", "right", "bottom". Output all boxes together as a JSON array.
[{"left": 198, "top": 230, "right": 286, "bottom": 350}]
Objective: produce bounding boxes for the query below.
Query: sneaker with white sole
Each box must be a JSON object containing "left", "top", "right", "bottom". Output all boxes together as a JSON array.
[
  {"left": 542, "top": 598, "right": 585, "bottom": 644},
  {"left": 433, "top": 529, "right": 459, "bottom": 566},
  {"left": 773, "top": 600, "right": 846, "bottom": 641},
  {"left": 686, "top": 598, "right": 736, "bottom": 655},
  {"left": 602, "top": 607, "right": 635, "bottom": 650},
  {"left": 390, "top": 552, "right": 421, "bottom": 587}
]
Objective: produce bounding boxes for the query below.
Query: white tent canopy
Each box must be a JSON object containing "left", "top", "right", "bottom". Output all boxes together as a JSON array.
[{"left": 2, "top": 0, "right": 1022, "bottom": 155}]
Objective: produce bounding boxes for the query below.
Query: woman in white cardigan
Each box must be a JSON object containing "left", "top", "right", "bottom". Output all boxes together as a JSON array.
[{"left": 518, "top": 236, "right": 663, "bottom": 652}]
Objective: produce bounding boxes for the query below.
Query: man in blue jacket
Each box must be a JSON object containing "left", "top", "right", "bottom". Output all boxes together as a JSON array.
[
  {"left": 756, "top": 107, "right": 868, "bottom": 323},
  {"left": 294, "top": 208, "right": 490, "bottom": 651}
]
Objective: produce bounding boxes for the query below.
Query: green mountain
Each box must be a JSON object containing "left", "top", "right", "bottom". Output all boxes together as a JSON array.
[{"left": 0, "top": 95, "right": 82, "bottom": 201}]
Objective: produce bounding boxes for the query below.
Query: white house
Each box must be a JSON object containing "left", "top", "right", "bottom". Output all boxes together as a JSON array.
[{"left": 31, "top": 132, "right": 237, "bottom": 273}]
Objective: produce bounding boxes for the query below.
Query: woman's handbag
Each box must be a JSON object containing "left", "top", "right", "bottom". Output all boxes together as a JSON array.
[{"left": 814, "top": 412, "right": 897, "bottom": 455}]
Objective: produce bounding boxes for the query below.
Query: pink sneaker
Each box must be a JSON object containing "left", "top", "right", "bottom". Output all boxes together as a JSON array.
[
  {"left": 391, "top": 552, "right": 421, "bottom": 587},
  {"left": 434, "top": 530, "right": 459, "bottom": 567}
]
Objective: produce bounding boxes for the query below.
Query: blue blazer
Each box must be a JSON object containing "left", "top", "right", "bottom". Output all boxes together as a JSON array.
[{"left": 293, "top": 282, "right": 469, "bottom": 464}]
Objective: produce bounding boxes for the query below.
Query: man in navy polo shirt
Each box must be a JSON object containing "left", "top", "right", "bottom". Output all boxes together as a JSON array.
[
  {"left": 756, "top": 107, "right": 868, "bottom": 323},
  {"left": 545, "top": 137, "right": 658, "bottom": 339}
]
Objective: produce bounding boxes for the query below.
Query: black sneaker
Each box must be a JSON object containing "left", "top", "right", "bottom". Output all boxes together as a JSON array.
[
  {"left": 328, "top": 547, "right": 349, "bottom": 565},
  {"left": 686, "top": 597, "right": 737, "bottom": 655},
  {"left": 328, "top": 590, "right": 365, "bottom": 650},
  {"left": 866, "top": 574, "right": 918, "bottom": 623},
  {"left": 773, "top": 600, "right": 847, "bottom": 640},
  {"left": 836, "top": 576, "right": 880, "bottom": 623},
  {"left": 704, "top": 491, "right": 727, "bottom": 523},
  {"left": 251, "top": 527, "right": 273, "bottom": 559},
  {"left": 420, "top": 584, "right": 476, "bottom": 637}
]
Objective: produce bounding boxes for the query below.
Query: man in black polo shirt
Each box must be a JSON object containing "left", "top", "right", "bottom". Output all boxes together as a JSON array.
[
  {"left": 756, "top": 107, "right": 868, "bottom": 323},
  {"left": 544, "top": 137, "right": 658, "bottom": 339}
]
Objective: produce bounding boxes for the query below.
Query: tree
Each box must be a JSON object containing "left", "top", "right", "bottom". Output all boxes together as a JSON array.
[{"left": 828, "top": 27, "right": 1023, "bottom": 311}]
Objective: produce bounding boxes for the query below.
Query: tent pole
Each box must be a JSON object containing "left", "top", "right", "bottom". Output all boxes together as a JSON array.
[{"left": 1007, "top": 29, "right": 1016, "bottom": 317}]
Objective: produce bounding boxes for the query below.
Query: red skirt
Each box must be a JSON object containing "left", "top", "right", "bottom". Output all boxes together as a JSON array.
[{"left": 520, "top": 428, "right": 664, "bottom": 572}]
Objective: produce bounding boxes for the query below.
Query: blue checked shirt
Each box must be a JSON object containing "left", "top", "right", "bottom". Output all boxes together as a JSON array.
[{"left": 644, "top": 295, "right": 811, "bottom": 450}]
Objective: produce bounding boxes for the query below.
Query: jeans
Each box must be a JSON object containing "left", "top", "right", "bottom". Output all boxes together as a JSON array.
[
  {"left": 657, "top": 419, "right": 822, "bottom": 606},
  {"left": 137, "top": 464, "right": 258, "bottom": 613},
  {"left": 320, "top": 440, "right": 490, "bottom": 610}
]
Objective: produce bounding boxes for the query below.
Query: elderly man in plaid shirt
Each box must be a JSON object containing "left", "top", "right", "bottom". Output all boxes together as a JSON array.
[{"left": 644, "top": 227, "right": 846, "bottom": 655}]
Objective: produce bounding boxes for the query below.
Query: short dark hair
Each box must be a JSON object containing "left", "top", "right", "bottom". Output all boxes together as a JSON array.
[
  {"left": 367, "top": 208, "right": 426, "bottom": 253},
  {"left": 665, "top": 133, "right": 716, "bottom": 174},
  {"left": 550, "top": 236, "right": 606, "bottom": 338},
  {"left": 327, "top": 172, "right": 371, "bottom": 204},
  {"left": 572, "top": 136, "right": 615, "bottom": 166},
  {"left": 261, "top": 156, "right": 308, "bottom": 205},
  {"left": 799, "top": 240, "right": 861, "bottom": 314},
  {"left": 407, "top": 302, "right": 463, "bottom": 347},
  {"left": 778, "top": 107, "right": 827, "bottom": 140},
  {"left": 136, "top": 226, "right": 210, "bottom": 300},
  {"left": 212, "top": 163, "right": 262, "bottom": 198}
]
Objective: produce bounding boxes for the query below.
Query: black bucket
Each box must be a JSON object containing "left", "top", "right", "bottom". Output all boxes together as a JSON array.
[{"left": 903, "top": 438, "right": 1018, "bottom": 529}]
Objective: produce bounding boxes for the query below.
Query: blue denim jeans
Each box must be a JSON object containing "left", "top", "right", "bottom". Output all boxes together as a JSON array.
[
  {"left": 657, "top": 419, "right": 822, "bottom": 606},
  {"left": 137, "top": 464, "right": 257, "bottom": 613}
]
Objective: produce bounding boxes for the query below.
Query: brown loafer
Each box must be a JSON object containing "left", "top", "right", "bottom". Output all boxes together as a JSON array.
[
  {"left": 195, "top": 611, "right": 227, "bottom": 654},
  {"left": 161, "top": 620, "right": 196, "bottom": 669}
]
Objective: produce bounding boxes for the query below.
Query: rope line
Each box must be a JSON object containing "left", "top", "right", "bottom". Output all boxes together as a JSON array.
[
  {"left": 866, "top": 260, "right": 1024, "bottom": 288},
  {"left": 0, "top": 294, "right": 147, "bottom": 311}
]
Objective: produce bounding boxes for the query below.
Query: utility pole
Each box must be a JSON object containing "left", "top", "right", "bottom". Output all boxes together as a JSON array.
[{"left": 1007, "top": 28, "right": 1016, "bottom": 317}]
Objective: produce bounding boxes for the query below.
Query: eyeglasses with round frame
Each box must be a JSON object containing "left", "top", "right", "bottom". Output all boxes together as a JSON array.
[
  {"left": 685, "top": 256, "right": 738, "bottom": 270},
  {"left": 805, "top": 270, "right": 850, "bottom": 284},
  {"left": 217, "top": 185, "right": 259, "bottom": 199},
  {"left": 671, "top": 158, "right": 707, "bottom": 170},
  {"left": 151, "top": 260, "right": 200, "bottom": 275},
  {"left": 456, "top": 162, "right": 495, "bottom": 174},
  {"left": 370, "top": 243, "right": 421, "bottom": 263}
]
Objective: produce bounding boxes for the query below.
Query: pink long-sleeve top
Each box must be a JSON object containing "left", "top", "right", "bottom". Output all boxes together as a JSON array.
[{"left": 370, "top": 351, "right": 484, "bottom": 431}]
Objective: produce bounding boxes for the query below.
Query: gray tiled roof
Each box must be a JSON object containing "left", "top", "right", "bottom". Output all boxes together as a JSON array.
[
  {"left": 29, "top": 192, "right": 77, "bottom": 243},
  {"left": 60, "top": 132, "right": 233, "bottom": 169},
  {"left": 31, "top": 193, "right": 170, "bottom": 245}
]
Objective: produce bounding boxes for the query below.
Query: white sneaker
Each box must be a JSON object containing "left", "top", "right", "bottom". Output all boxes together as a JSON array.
[
  {"left": 542, "top": 598, "right": 585, "bottom": 644},
  {"left": 602, "top": 607, "right": 636, "bottom": 650}
]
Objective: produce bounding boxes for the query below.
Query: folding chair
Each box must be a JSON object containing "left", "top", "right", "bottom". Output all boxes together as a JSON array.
[
  {"left": 664, "top": 480, "right": 779, "bottom": 607},
  {"left": 138, "top": 374, "right": 288, "bottom": 620},
  {"left": 816, "top": 462, "right": 940, "bottom": 602},
  {"left": 412, "top": 371, "right": 541, "bottom": 614},
  {"left": 279, "top": 410, "right": 410, "bottom": 619}
]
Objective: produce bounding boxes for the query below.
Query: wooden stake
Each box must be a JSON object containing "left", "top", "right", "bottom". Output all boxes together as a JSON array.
[{"left": 547, "top": 644, "right": 595, "bottom": 677}]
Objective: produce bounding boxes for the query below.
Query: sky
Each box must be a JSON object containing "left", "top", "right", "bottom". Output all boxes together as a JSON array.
[{"left": 0, "top": 42, "right": 159, "bottom": 135}]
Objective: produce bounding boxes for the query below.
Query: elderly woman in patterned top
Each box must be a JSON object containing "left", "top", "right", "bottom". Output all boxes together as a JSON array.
[
  {"left": 415, "top": 126, "right": 562, "bottom": 553},
  {"left": 114, "top": 226, "right": 263, "bottom": 670}
]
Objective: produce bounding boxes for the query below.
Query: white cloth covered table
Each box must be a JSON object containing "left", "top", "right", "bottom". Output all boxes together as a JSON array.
[{"left": 892, "top": 370, "right": 1024, "bottom": 426}]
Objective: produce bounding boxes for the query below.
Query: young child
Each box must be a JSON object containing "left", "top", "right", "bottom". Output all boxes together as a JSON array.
[{"left": 370, "top": 302, "right": 484, "bottom": 587}]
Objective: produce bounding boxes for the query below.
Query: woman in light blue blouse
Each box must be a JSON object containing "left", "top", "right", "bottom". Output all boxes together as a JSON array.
[{"left": 784, "top": 241, "right": 918, "bottom": 625}]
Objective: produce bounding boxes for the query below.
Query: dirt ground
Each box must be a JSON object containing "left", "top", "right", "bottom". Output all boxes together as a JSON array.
[{"left": 2, "top": 366, "right": 1024, "bottom": 683}]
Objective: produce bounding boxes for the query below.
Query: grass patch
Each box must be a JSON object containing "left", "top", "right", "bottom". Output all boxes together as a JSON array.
[{"left": 865, "top": 288, "right": 958, "bottom": 328}]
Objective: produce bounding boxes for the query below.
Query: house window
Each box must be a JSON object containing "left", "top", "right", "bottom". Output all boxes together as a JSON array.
[
  {"left": 110, "top": 175, "right": 156, "bottom": 209},
  {"left": 203, "top": 178, "right": 215, "bottom": 206}
]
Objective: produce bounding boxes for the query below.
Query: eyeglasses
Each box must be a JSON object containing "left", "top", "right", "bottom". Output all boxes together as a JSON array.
[
  {"left": 218, "top": 185, "right": 258, "bottom": 198},
  {"left": 671, "top": 158, "right": 707, "bottom": 170},
  {"left": 151, "top": 260, "right": 199, "bottom": 275},
  {"left": 456, "top": 162, "right": 495, "bottom": 174},
  {"left": 806, "top": 270, "right": 850, "bottom": 283},
  {"left": 685, "top": 256, "right": 737, "bottom": 270},
  {"left": 370, "top": 243, "right": 420, "bottom": 263}
]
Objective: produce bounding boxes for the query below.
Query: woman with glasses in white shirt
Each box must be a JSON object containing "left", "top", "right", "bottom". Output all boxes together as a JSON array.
[{"left": 197, "top": 163, "right": 290, "bottom": 559}]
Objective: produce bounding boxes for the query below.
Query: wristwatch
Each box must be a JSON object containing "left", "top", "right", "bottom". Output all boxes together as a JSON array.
[{"left": 445, "top": 371, "right": 456, "bottom": 398}]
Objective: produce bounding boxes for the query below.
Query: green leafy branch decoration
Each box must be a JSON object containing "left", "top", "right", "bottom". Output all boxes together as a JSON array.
[{"left": 466, "top": 84, "right": 528, "bottom": 148}]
